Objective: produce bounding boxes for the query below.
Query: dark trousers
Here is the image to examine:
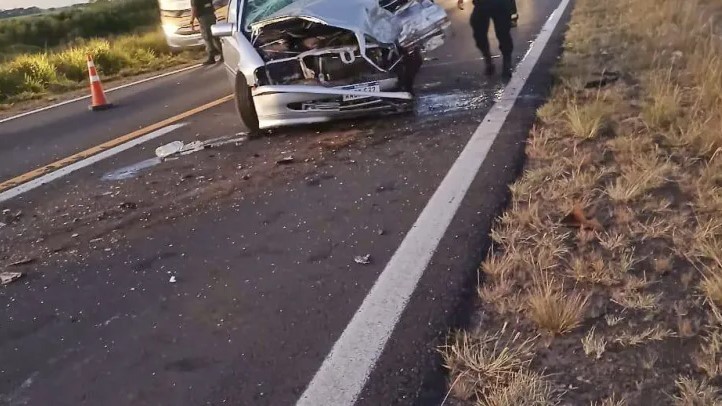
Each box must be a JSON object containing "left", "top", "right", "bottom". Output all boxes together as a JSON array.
[
  {"left": 198, "top": 13, "right": 221, "bottom": 58},
  {"left": 470, "top": 0, "right": 513, "bottom": 62}
]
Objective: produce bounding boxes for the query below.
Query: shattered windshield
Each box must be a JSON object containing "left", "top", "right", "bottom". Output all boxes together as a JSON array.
[{"left": 243, "top": 0, "right": 301, "bottom": 29}]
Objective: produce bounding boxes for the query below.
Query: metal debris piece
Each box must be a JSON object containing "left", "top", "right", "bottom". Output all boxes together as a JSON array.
[
  {"left": 169, "top": 276, "right": 177, "bottom": 283},
  {"left": 562, "top": 204, "right": 603, "bottom": 231},
  {"left": 1, "top": 272, "right": 23, "bottom": 285},
  {"left": 180, "top": 141, "right": 205, "bottom": 155},
  {"left": 2, "top": 209, "right": 22, "bottom": 224},
  {"left": 119, "top": 201, "right": 137, "bottom": 210},
  {"left": 9, "top": 258, "right": 35, "bottom": 266},
  {"left": 354, "top": 254, "right": 372, "bottom": 265},
  {"left": 584, "top": 71, "right": 620, "bottom": 89},
  {"left": 155, "top": 141, "right": 185, "bottom": 159},
  {"left": 277, "top": 156, "right": 295, "bottom": 165}
]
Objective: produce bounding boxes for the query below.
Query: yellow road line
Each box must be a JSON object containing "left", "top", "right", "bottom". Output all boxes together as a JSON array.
[{"left": 0, "top": 95, "right": 233, "bottom": 193}]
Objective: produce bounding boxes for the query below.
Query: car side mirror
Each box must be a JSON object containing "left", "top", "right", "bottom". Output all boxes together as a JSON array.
[{"left": 211, "top": 23, "right": 234, "bottom": 38}]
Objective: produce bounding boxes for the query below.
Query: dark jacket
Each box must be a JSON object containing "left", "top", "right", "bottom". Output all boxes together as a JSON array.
[{"left": 191, "top": 0, "right": 215, "bottom": 16}]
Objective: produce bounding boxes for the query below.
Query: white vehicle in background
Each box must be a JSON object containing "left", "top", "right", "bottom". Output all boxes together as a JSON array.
[{"left": 158, "top": 0, "right": 230, "bottom": 49}]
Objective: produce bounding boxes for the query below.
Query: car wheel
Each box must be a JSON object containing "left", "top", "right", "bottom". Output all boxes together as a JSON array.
[{"left": 235, "top": 74, "right": 260, "bottom": 133}]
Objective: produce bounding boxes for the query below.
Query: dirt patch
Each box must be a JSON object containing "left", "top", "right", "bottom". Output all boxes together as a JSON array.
[{"left": 442, "top": 0, "right": 722, "bottom": 404}]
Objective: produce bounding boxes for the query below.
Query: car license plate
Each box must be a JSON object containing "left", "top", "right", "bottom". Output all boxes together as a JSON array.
[{"left": 340, "top": 82, "right": 380, "bottom": 101}]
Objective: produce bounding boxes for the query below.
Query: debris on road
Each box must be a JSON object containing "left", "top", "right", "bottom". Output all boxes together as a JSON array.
[
  {"left": 9, "top": 257, "right": 35, "bottom": 267},
  {"left": 277, "top": 156, "right": 295, "bottom": 165},
  {"left": 0, "top": 222, "right": 6, "bottom": 229},
  {"left": 102, "top": 158, "right": 162, "bottom": 181},
  {"left": 584, "top": 71, "right": 620, "bottom": 89},
  {"left": 156, "top": 135, "right": 248, "bottom": 161},
  {"left": 2, "top": 209, "right": 22, "bottom": 224},
  {"left": 180, "top": 141, "right": 205, "bottom": 155},
  {"left": 354, "top": 254, "right": 372, "bottom": 265},
  {"left": 155, "top": 141, "right": 185, "bottom": 159},
  {"left": 119, "top": 201, "right": 137, "bottom": 210},
  {"left": 169, "top": 275, "right": 177, "bottom": 283},
  {"left": 0, "top": 271, "right": 23, "bottom": 285}
]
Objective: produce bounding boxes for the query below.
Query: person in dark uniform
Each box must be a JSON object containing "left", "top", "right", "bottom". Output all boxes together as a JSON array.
[
  {"left": 458, "top": 0, "right": 514, "bottom": 79},
  {"left": 190, "top": 0, "right": 222, "bottom": 65},
  {"left": 510, "top": 0, "right": 519, "bottom": 26}
]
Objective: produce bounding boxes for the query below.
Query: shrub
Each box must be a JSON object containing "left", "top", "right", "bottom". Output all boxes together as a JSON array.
[
  {"left": 114, "top": 31, "right": 169, "bottom": 56},
  {"left": 0, "top": 66, "right": 25, "bottom": 101},
  {"left": 50, "top": 47, "right": 87, "bottom": 82},
  {"left": 9, "top": 54, "right": 57, "bottom": 86}
]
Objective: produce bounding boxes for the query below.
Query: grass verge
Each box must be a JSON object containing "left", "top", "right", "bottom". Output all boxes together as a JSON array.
[
  {"left": 0, "top": 30, "right": 200, "bottom": 106},
  {"left": 442, "top": 0, "right": 722, "bottom": 404}
]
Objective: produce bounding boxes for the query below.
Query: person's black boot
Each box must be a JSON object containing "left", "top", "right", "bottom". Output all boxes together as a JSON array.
[
  {"left": 484, "top": 61, "right": 496, "bottom": 76},
  {"left": 502, "top": 57, "right": 512, "bottom": 80},
  {"left": 202, "top": 57, "right": 215, "bottom": 66}
]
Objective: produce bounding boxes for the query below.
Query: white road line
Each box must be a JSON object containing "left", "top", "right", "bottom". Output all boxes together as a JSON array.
[
  {"left": 296, "top": 0, "right": 572, "bottom": 404},
  {"left": 0, "top": 64, "right": 201, "bottom": 125},
  {"left": 0, "top": 124, "right": 185, "bottom": 204}
]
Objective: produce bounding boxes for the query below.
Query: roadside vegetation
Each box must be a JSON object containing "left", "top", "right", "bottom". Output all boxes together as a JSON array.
[
  {"left": 0, "top": 0, "right": 200, "bottom": 106},
  {"left": 442, "top": 0, "right": 722, "bottom": 404},
  {"left": 0, "top": 0, "right": 160, "bottom": 55}
]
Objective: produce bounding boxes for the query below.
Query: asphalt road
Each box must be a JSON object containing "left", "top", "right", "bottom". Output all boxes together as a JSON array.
[{"left": 0, "top": 0, "right": 569, "bottom": 405}]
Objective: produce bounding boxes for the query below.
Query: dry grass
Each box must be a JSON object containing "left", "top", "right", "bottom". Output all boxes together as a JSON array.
[
  {"left": 440, "top": 327, "right": 541, "bottom": 401},
  {"left": 581, "top": 327, "right": 607, "bottom": 359},
  {"left": 527, "top": 277, "right": 588, "bottom": 335},
  {"left": 478, "top": 370, "right": 558, "bottom": 406},
  {"left": 701, "top": 272, "right": 722, "bottom": 307},
  {"left": 694, "top": 328, "right": 722, "bottom": 379},
  {"left": 642, "top": 69, "right": 683, "bottom": 129},
  {"left": 592, "top": 394, "right": 628, "bottom": 406},
  {"left": 671, "top": 376, "right": 722, "bottom": 406},
  {"left": 611, "top": 290, "right": 660, "bottom": 311},
  {"left": 564, "top": 98, "right": 610, "bottom": 139},
  {"left": 613, "top": 325, "right": 675, "bottom": 347},
  {"left": 443, "top": 0, "right": 722, "bottom": 402}
]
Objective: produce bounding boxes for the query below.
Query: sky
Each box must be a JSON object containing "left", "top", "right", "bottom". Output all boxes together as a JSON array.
[{"left": 1, "top": 0, "right": 88, "bottom": 9}]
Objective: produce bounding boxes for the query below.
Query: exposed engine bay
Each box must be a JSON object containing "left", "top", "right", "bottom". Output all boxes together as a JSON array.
[{"left": 248, "top": 0, "right": 450, "bottom": 88}]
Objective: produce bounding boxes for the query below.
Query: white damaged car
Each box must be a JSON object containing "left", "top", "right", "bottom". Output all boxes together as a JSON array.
[{"left": 212, "top": 0, "right": 450, "bottom": 131}]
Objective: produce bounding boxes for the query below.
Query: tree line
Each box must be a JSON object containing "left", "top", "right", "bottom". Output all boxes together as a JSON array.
[{"left": 0, "top": 0, "right": 160, "bottom": 53}]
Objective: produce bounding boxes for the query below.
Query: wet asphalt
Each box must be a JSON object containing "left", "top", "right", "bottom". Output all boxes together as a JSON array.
[{"left": 0, "top": 0, "right": 568, "bottom": 405}]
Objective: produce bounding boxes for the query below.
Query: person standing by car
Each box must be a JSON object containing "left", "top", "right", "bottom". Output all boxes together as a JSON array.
[
  {"left": 458, "top": 0, "right": 514, "bottom": 79},
  {"left": 190, "top": 0, "right": 222, "bottom": 65}
]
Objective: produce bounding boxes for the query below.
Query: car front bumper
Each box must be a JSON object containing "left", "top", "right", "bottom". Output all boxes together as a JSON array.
[
  {"left": 251, "top": 78, "right": 412, "bottom": 130},
  {"left": 166, "top": 33, "right": 205, "bottom": 49}
]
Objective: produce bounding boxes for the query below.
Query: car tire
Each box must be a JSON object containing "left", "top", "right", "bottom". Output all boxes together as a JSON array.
[{"left": 235, "top": 74, "right": 260, "bottom": 133}]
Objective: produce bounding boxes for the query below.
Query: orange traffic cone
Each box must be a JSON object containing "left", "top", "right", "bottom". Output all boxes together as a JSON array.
[{"left": 87, "top": 55, "right": 112, "bottom": 111}]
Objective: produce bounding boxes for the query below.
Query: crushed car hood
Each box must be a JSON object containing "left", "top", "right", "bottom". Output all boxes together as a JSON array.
[
  {"left": 250, "top": 0, "right": 401, "bottom": 44},
  {"left": 249, "top": 0, "right": 450, "bottom": 51}
]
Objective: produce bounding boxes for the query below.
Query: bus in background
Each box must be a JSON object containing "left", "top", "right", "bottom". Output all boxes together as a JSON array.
[{"left": 158, "top": 0, "right": 229, "bottom": 49}]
